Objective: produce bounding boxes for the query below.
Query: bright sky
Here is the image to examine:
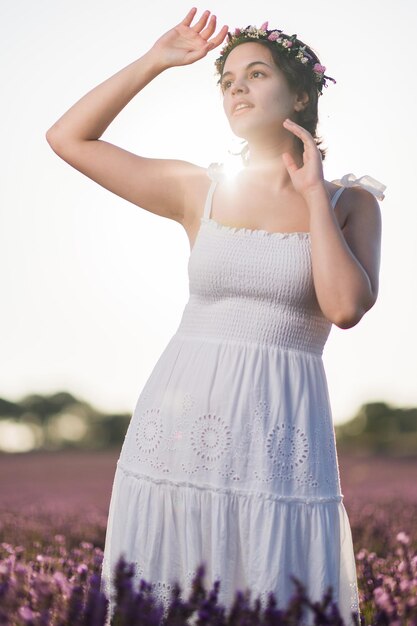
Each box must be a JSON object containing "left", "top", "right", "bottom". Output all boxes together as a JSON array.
[{"left": 2, "top": 0, "right": 416, "bottom": 425}]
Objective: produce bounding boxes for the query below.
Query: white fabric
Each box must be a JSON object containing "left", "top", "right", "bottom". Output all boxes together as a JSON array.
[
  {"left": 98, "top": 171, "right": 387, "bottom": 625},
  {"left": 330, "top": 173, "right": 386, "bottom": 201},
  {"left": 330, "top": 185, "right": 346, "bottom": 207}
]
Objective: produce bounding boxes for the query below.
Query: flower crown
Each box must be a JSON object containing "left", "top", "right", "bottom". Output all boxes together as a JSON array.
[{"left": 215, "top": 22, "right": 336, "bottom": 95}]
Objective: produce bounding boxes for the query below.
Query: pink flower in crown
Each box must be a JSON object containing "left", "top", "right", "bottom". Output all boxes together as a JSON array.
[
  {"left": 268, "top": 31, "right": 280, "bottom": 41},
  {"left": 260, "top": 21, "right": 269, "bottom": 31},
  {"left": 313, "top": 63, "right": 326, "bottom": 74},
  {"left": 233, "top": 28, "right": 241, "bottom": 36},
  {"left": 282, "top": 40, "right": 293, "bottom": 48}
]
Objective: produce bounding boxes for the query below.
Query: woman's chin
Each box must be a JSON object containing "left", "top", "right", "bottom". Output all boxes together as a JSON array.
[
  {"left": 228, "top": 122, "right": 254, "bottom": 141},
  {"left": 231, "top": 130, "right": 249, "bottom": 141},
  {"left": 228, "top": 119, "right": 271, "bottom": 143}
]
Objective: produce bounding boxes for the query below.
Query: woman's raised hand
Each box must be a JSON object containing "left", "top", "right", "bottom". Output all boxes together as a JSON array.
[
  {"left": 281, "top": 119, "right": 326, "bottom": 198},
  {"left": 151, "top": 8, "right": 228, "bottom": 69}
]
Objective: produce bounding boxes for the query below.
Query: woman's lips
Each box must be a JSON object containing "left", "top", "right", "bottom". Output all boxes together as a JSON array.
[{"left": 232, "top": 102, "right": 253, "bottom": 115}]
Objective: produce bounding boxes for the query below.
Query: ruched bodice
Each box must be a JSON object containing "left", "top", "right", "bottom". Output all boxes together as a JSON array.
[{"left": 177, "top": 217, "right": 330, "bottom": 354}]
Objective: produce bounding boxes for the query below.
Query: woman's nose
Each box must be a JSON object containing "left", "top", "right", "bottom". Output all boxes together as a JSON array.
[{"left": 231, "top": 79, "right": 248, "bottom": 95}]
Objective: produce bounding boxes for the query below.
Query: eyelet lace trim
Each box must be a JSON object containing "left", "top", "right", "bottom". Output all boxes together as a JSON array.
[{"left": 121, "top": 388, "right": 342, "bottom": 495}]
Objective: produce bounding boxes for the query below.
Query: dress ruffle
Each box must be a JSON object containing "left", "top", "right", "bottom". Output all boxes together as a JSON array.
[{"left": 102, "top": 461, "right": 360, "bottom": 625}]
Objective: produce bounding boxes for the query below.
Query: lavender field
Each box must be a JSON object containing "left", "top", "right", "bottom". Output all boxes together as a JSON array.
[{"left": 1, "top": 449, "right": 416, "bottom": 625}]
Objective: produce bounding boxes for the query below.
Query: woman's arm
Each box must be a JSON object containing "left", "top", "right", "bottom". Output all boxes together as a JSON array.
[
  {"left": 45, "top": 9, "right": 227, "bottom": 223},
  {"left": 303, "top": 184, "right": 381, "bottom": 328},
  {"left": 282, "top": 118, "right": 382, "bottom": 329}
]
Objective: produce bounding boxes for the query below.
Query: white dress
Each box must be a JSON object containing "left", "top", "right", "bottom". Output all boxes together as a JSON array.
[{"left": 100, "top": 168, "right": 385, "bottom": 625}]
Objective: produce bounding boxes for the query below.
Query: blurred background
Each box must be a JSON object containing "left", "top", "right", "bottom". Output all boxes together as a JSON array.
[
  {"left": 1, "top": 0, "right": 416, "bottom": 455},
  {"left": 1, "top": 391, "right": 416, "bottom": 457}
]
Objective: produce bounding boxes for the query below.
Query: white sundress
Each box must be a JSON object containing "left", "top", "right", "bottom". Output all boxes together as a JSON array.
[{"left": 100, "top": 168, "right": 386, "bottom": 625}]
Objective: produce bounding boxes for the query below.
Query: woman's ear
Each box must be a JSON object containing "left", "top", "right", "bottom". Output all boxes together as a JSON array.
[{"left": 294, "top": 91, "right": 309, "bottom": 112}]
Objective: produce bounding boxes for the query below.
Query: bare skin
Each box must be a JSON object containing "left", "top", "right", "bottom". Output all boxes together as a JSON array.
[
  {"left": 45, "top": 8, "right": 224, "bottom": 226},
  {"left": 46, "top": 8, "right": 381, "bottom": 330}
]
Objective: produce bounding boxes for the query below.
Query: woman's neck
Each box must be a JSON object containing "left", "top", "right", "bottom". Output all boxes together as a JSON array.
[
  {"left": 244, "top": 142, "right": 304, "bottom": 190},
  {"left": 242, "top": 134, "right": 303, "bottom": 186}
]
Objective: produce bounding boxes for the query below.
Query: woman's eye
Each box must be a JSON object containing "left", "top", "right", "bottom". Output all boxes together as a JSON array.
[
  {"left": 251, "top": 71, "right": 263, "bottom": 79},
  {"left": 222, "top": 80, "right": 232, "bottom": 91}
]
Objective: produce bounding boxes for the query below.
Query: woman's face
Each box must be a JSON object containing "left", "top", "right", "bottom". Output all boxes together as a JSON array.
[{"left": 221, "top": 42, "right": 303, "bottom": 141}]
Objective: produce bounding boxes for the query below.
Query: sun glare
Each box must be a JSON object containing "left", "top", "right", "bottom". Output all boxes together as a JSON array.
[{"left": 222, "top": 151, "right": 245, "bottom": 181}]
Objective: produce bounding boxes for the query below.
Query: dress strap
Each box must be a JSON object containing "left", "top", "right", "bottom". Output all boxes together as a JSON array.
[
  {"left": 330, "top": 186, "right": 346, "bottom": 210},
  {"left": 203, "top": 179, "right": 218, "bottom": 219}
]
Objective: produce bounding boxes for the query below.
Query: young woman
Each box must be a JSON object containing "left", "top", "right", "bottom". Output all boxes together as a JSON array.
[{"left": 46, "top": 8, "right": 385, "bottom": 625}]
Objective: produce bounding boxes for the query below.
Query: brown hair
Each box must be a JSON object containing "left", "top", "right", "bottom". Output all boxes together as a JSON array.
[{"left": 217, "top": 38, "right": 327, "bottom": 161}]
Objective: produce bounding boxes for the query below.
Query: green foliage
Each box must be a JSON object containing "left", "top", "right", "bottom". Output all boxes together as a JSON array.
[
  {"left": 0, "top": 391, "right": 130, "bottom": 453},
  {"left": 335, "top": 402, "right": 417, "bottom": 457}
]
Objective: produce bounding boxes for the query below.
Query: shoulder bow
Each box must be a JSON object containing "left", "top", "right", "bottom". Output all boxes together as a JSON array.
[
  {"left": 207, "top": 162, "right": 225, "bottom": 182},
  {"left": 331, "top": 173, "right": 386, "bottom": 201}
]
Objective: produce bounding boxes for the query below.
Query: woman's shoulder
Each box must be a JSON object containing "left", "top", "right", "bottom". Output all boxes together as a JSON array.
[{"left": 325, "top": 173, "right": 386, "bottom": 232}]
